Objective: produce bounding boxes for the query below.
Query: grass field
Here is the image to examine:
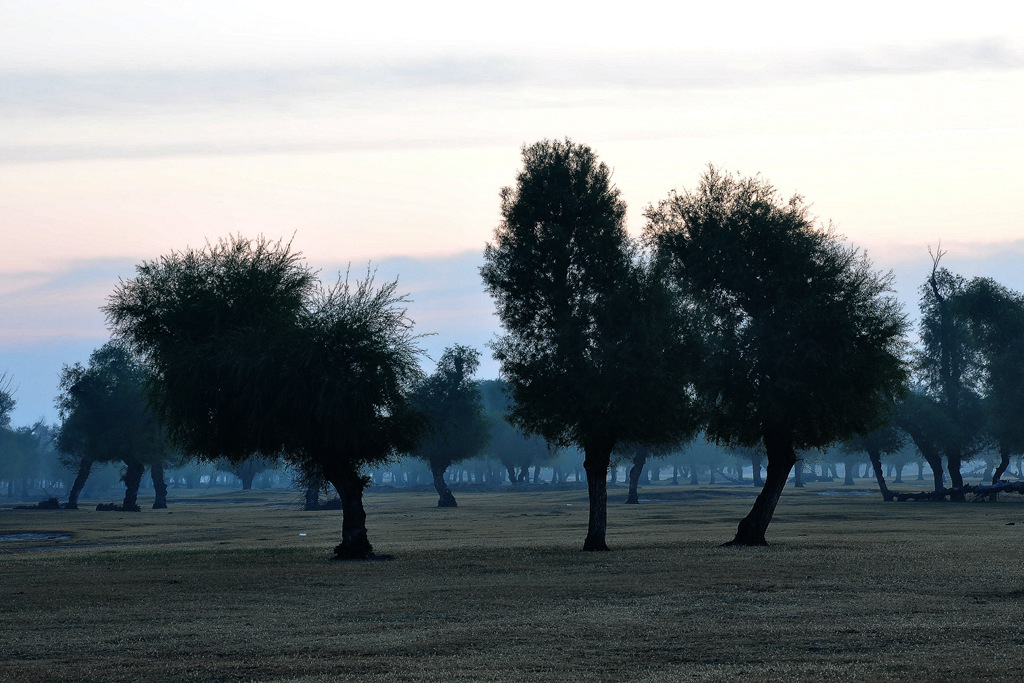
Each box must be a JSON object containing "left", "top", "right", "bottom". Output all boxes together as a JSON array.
[{"left": 3, "top": 483, "right": 1024, "bottom": 682}]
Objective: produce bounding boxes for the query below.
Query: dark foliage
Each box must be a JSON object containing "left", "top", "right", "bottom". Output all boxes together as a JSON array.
[
  {"left": 482, "top": 139, "right": 700, "bottom": 550},
  {"left": 105, "top": 235, "right": 426, "bottom": 557},
  {"left": 645, "top": 166, "right": 908, "bottom": 544}
]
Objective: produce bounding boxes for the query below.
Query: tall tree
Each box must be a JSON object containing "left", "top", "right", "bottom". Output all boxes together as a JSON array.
[
  {"left": 915, "top": 253, "right": 986, "bottom": 498},
  {"left": 409, "top": 345, "right": 490, "bottom": 507},
  {"left": 645, "top": 167, "right": 908, "bottom": 545},
  {"left": 54, "top": 343, "right": 171, "bottom": 510},
  {"left": 953, "top": 277, "right": 1024, "bottom": 483},
  {"left": 105, "top": 236, "right": 425, "bottom": 558},
  {"left": 481, "top": 139, "right": 700, "bottom": 551}
]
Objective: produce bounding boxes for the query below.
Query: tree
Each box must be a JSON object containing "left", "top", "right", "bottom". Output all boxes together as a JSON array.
[
  {"left": 105, "top": 236, "right": 426, "bottom": 558},
  {"left": 479, "top": 379, "right": 556, "bottom": 484},
  {"left": 896, "top": 387, "right": 949, "bottom": 496},
  {"left": 953, "top": 277, "right": 1024, "bottom": 483},
  {"left": 217, "top": 454, "right": 280, "bottom": 491},
  {"left": 845, "top": 418, "right": 905, "bottom": 501},
  {"left": 54, "top": 342, "right": 171, "bottom": 510},
  {"left": 645, "top": 167, "right": 908, "bottom": 545},
  {"left": 409, "top": 345, "right": 490, "bottom": 507},
  {"left": 0, "top": 374, "right": 14, "bottom": 429},
  {"left": 481, "top": 139, "right": 699, "bottom": 550},
  {"left": 914, "top": 252, "right": 986, "bottom": 499}
]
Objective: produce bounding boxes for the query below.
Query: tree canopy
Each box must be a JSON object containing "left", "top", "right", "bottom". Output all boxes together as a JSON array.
[
  {"left": 409, "top": 344, "right": 489, "bottom": 507},
  {"left": 645, "top": 166, "right": 909, "bottom": 544},
  {"left": 54, "top": 342, "right": 171, "bottom": 510},
  {"left": 105, "top": 235, "right": 426, "bottom": 558},
  {"left": 481, "top": 139, "right": 700, "bottom": 550}
]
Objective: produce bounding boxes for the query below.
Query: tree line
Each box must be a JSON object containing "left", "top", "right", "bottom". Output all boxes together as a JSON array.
[{"left": 3, "top": 138, "right": 1022, "bottom": 557}]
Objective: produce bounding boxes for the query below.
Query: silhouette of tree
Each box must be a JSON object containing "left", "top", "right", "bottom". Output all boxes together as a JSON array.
[
  {"left": 954, "top": 277, "right": 1024, "bottom": 483},
  {"left": 410, "top": 345, "right": 490, "bottom": 507},
  {"left": 106, "top": 236, "right": 426, "bottom": 558},
  {"left": 845, "top": 417, "right": 905, "bottom": 501},
  {"left": 646, "top": 166, "right": 908, "bottom": 545},
  {"left": 482, "top": 139, "right": 700, "bottom": 550},
  {"left": 915, "top": 253, "right": 986, "bottom": 499},
  {"left": 54, "top": 342, "right": 171, "bottom": 510}
]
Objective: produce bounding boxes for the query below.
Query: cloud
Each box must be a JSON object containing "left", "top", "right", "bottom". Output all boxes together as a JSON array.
[{"left": 3, "top": 38, "right": 1018, "bottom": 119}]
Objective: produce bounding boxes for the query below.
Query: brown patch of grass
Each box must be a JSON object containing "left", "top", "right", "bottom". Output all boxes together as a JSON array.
[{"left": 3, "top": 484, "right": 1024, "bottom": 681}]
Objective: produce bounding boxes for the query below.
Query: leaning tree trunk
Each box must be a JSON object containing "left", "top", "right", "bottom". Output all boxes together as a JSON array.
[
  {"left": 727, "top": 432, "right": 797, "bottom": 546},
  {"left": 65, "top": 459, "right": 93, "bottom": 510},
  {"left": 626, "top": 448, "right": 648, "bottom": 505},
  {"left": 867, "top": 447, "right": 894, "bottom": 502},
  {"left": 151, "top": 461, "right": 168, "bottom": 509},
  {"left": 993, "top": 444, "right": 1011, "bottom": 484},
  {"left": 120, "top": 460, "right": 145, "bottom": 512},
  {"left": 582, "top": 441, "right": 613, "bottom": 551},
  {"left": 330, "top": 467, "right": 373, "bottom": 559},
  {"left": 431, "top": 463, "right": 457, "bottom": 508},
  {"left": 504, "top": 463, "right": 517, "bottom": 483}
]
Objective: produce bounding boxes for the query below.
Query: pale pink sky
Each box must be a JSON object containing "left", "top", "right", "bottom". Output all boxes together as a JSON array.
[{"left": 1, "top": 1, "right": 1023, "bottom": 422}]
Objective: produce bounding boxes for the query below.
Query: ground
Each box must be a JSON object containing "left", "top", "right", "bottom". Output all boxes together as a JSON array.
[{"left": 2, "top": 484, "right": 1023, "bottom": 681}]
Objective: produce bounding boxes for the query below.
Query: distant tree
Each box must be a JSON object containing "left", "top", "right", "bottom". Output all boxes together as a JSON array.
[
  {"left": 54, "top": 342, "right": 171, "bottom": 510},
  {"left": 0, "top": 374, "right": 14, "bottom": 429},
  {"left": 479, "top": 379, "right": 556, "bottom": 484},
  {"left": 645, "top": 167, "right": 908, "bottom": 545},
  {"left": 217, "top": 454, "right": 281, "bottom": 491},
  {"left": 895, "top": 387, "right": 949, "bottom": 496},
  {"left": 953, "top": 277, "right": 1024, "bottom": 483},
  {"left": 481, "top": 139, "right": 700, "bottom": 550},
  {"left": 105, "top": 236, "right": 426, "bottom": 558},
  {"left": 845, "top": 418, "right": 905, "bottom": 501},
  {"left": 914, "top": 252, "right": 986, "bottom": 499},
  {"left": 409, "top": 345, "right": 490, "bottom": 507}
]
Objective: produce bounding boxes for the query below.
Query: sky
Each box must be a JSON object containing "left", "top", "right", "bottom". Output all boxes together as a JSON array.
[{"left": 2, "top": 1, "right": 1023, "bottom": 424}]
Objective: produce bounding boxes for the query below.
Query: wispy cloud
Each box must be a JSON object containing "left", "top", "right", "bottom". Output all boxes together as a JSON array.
[{"left": 3, "top": 38, "right": 1019, "bottom": 119}]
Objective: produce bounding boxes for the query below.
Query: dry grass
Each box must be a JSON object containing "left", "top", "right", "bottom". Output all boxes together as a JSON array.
[{"left": 3, "top": 483, "right": 1024, "bottom": 682}]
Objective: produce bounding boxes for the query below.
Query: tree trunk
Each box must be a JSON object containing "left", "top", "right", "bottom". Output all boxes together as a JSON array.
[
  {"left": 120, "top": 460, "right": 144, "bottom": 512},
  {"left": 517, "top": 466, "right": 530, "bottom": 483},
  {"left": 793, "top": 461, "right": 804, "bottom": 488},
  {"left": 921, "top": 450, "right": 945, "bottom": 500},
  {"left": 626, "top": 449, "right": 648, "bottom": 505},
  {"left": 672, "top": 465, "right": 679, "bottom": 485},
  {"left": 894, "top": 464, "right": 904, "bottom": 484},
  {"left": 505, "top": 463, "right": 517, "bottom": 482},
  {"left": 947, "top": 451, "right": 965, "bottom": 501},
  {"left": 689, "top": 465, "right": 699, "bottom": 485},
  {"left": 843, "top": 458, "right": 856, "bottom": 486},
  {"left": 867, "top": 447, "right": 894, "bottom": 502},
  {"left": 431, "top": 464, "right": 457, "bottom": 507},
  {"left": 65, "top": 459, "right": 93, "bottom": 509},
  {"left": 240, "top": 470, "right": 256, "bottom": 491},
  {"left": 151, "top": 461, "right": 168, "bottom": 509},
  {"left": 330, "top": 468, "right": 373, "bottom": 559},
  {"left": 727, "top": 432, "right": 796, "bottom": 546},
  {"left": 533, "top": 465, "right": 541, "bottom": 484},
  {"left": 582, "top": 442, "right": 613, "bottom": 551},
  {"left": 304, "top": 476, "right": 321, "bottom": 511},
  {"left": 751, "top": 456, "right": 764, "bottom": 486},
  {"left": 993, "top": 444, "right": 1011, "bottom": 484}
]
